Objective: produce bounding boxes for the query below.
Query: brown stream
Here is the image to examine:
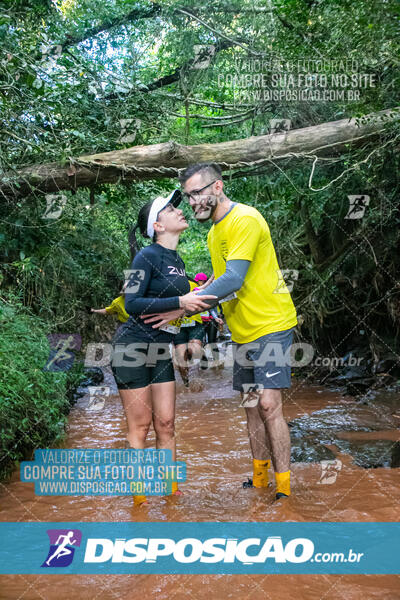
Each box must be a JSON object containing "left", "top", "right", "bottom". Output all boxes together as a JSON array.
[{"left": 1, "top": 365, "right": 399, "bottom": 599}]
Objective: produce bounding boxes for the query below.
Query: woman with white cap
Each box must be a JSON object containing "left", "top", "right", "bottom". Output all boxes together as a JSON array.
[{"left": 111, "top": 190, "right": 215, "bottom": 506}]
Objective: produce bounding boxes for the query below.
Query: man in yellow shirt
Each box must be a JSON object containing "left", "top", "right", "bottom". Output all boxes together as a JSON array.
[{"left": 143, "top": 163, "right": 297, "bottom": 501}]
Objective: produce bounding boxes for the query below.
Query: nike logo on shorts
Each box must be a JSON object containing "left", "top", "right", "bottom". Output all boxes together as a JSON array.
[{"left": 266, "top": 371, "right": 280, "bottom": 378}]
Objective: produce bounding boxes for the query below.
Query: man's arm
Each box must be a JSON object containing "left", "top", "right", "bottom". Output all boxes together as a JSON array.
[
  {"left": 184, "top": 259, "right": 250, "bottom": 315},
  {"left": 192, "top": 213, "right": 263, "bottom": 312},
  {"left": 140, "top": 261, "right": 249, "bottom": 328}
]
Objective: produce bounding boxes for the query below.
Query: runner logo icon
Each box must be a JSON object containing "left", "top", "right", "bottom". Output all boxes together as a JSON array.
[{"left": 41, "top": 529, "right": 82, "bottom": 568}]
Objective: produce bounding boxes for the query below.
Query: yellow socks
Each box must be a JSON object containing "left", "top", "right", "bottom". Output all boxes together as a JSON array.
[
  {"left": 252, "top": 461, "right": 291, "bottom": 496},
  {"left": 133, "top": 494, "right": 147, "bottom": 506},
  {"left": 133, "top": 483, "right": 179, "bottom": 504},
  {"left": 252, "top": 458, "right": 271, "bottom": 488},
  {"left": 275, "top": 470, "right": 291, "bottom": 496}
]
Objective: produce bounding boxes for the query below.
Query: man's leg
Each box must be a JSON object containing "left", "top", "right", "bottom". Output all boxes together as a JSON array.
[
  {"left": 244, "top": 403, "right": 272, "bottom": 488},
  {"left": 252, "top": 328, "right": 294, "bottom": 498},
  {"left": 245, "top": 403, "right": 271, "bottom": 460},
  {"left": 173, "top": 343, "right": 190, "bottom": 387},
  {"left": 188, "top": 338, "right": 205, "bottom": 388},
  {"left": 234, "top": 343, "right": 271, "bottom": 488},
  {"left": 258, "top": 388, "right": 291, "bottom": 498},
  {"left": 187, "top": 338, "right": 203, "bottom": 363}
]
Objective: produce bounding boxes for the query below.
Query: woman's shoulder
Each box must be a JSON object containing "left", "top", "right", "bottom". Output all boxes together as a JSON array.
[{"left": 135, "top": 243, "right": 160, "bottom": 260}]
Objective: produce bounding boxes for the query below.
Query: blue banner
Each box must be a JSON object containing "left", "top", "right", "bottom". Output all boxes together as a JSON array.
[{"left": 0, "top": 522, "right": 398, "bottom": 574}]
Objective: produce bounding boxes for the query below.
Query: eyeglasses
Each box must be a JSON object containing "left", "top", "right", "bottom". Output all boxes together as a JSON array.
[{"left": 182, "top": 180, "right": 218, "bottom": 201}]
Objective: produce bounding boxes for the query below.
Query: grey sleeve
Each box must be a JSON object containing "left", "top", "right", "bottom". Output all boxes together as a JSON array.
[
  {"left": 195, "top": 259, "right": 250, "bottom": 310},
  {"left": 183, "top": 260, "right": 250, "bottom": 317},
  {"left": 199, "top": 259, "right": 250, "bottom": 300}
]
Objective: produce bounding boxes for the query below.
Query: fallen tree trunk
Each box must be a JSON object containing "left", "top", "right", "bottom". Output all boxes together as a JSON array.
[{"left": 1, "top": 108, "right": 398, "bottom": 200}]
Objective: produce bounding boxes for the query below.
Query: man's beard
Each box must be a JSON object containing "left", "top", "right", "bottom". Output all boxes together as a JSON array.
[{"left": 193, "top": 195, "right": 217, "bottom": 222}]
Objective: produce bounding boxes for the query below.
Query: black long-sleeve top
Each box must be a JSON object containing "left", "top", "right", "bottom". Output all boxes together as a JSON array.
[{"left": 114, "top": 243, "right": 190, "bottom": 344}]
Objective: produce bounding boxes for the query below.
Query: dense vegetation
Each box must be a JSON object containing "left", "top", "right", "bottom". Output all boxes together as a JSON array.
[{"left": 0, "top": 0, "right": 399, "bottom": 477}]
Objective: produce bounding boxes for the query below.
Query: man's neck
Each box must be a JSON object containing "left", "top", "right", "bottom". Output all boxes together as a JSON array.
[{"left": 212, "top": 195, "right": 233, "bottom": 223}]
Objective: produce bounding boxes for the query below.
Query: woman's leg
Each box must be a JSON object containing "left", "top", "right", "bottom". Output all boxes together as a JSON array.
[
  {"left": 119, "top": 386, "right": 152, "bottom": 449},
  {"left": 151, "top": 381, "right": 181, "bottom": 494},
  {"left": 151, "top": 380, "right": 176, "bottom": 456},
  {"left": 119, "top": 386, "right": 152, "bottom": 505}
]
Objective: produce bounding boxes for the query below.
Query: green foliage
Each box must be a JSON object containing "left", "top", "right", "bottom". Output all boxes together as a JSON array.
[{"left": 0, "top": 295, "right": 84, "bottom": 480}]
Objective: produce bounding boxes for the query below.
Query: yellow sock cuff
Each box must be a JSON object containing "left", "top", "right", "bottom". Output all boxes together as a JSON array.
[
  {"left": 275, "top": 471, "right": 291, "bottom": 496},
  {"left": 252, "top": 458, "right": 271, "bottom": 488},
  {"left": 133, "top": 494, "right": 147, "bottom": 506}
]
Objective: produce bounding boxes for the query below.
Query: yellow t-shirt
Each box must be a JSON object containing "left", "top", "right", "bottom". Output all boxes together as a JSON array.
[
  {"left": 207, "top": 203, "right": 297, "bottom": 343},
  {"left": 105, "top": 296, "right": 129, "bottom": 323}
]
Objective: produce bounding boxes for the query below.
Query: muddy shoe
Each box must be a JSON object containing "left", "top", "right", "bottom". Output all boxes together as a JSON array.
[{"left": 243, "top": 478, "right": 254, "bottom": 488}]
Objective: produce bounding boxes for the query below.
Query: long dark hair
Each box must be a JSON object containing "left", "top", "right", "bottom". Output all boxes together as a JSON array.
[{"left": 128, "top": 201, "right": 155, "bottom": 260}]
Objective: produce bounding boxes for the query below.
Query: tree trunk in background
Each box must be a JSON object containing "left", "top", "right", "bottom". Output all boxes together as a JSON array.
[
  {"left": 1, "top": 108, "right": 398, "bottom": 200},
  {"left": 300, "top": 199, "right": 326, "bottom": 265}
]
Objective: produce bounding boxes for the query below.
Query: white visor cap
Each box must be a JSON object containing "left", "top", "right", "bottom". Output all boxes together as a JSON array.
[{"left": 146, "top": 189, "right": 182, "bottom": 239}]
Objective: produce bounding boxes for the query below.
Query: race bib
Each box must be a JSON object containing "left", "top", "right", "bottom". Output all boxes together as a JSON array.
[
  {"left": 160, "top": 318, "right": 181, "bottom": 335},
  {"left": 180, "top": 316, "right": 195, "bottom": 327}
]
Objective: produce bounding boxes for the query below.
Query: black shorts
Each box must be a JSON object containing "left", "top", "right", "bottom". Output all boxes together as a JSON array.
[
  {"left": 173, "top": 322, "right": 205, "bottom": 345},
  {"left": 233, "top": 327, "right": 294, "bottom": 391},
  {"left": 111, "top": 341, "right": 175, "bottom": 390}
]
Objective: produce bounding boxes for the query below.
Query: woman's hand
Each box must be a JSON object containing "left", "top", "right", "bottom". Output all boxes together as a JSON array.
[
  {"left": 179, "top": 291, "right": 217, "bottom": 313},
  {"left": 141, "top": 308, "right": 185, "bottom": 329},
  {"left": 214, "top": 317, "right": 224, "bottom": 330}
]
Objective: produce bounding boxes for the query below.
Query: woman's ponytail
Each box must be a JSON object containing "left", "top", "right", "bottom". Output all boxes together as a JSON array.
[
  {"left": 128, "top": 223, "right": 141, "bottom": 260},
  {"left": 128, "top": 200, "right": 157, "bottom": 260}
]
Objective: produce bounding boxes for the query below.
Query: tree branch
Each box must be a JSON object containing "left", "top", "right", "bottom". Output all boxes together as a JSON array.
[
  {"left": 104, "top": 39, "right": 235, "bottom": 99},
  {"left": 0, "top": 108, "right": 397, "bottom": 200},
  {"left": 35, "top": 4, "right": 161, "bottom": 58}
]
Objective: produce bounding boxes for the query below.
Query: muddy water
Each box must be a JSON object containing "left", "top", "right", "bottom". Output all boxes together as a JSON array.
[{"left": 0, "top": 366, "right": 399, "bottom": 599}]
